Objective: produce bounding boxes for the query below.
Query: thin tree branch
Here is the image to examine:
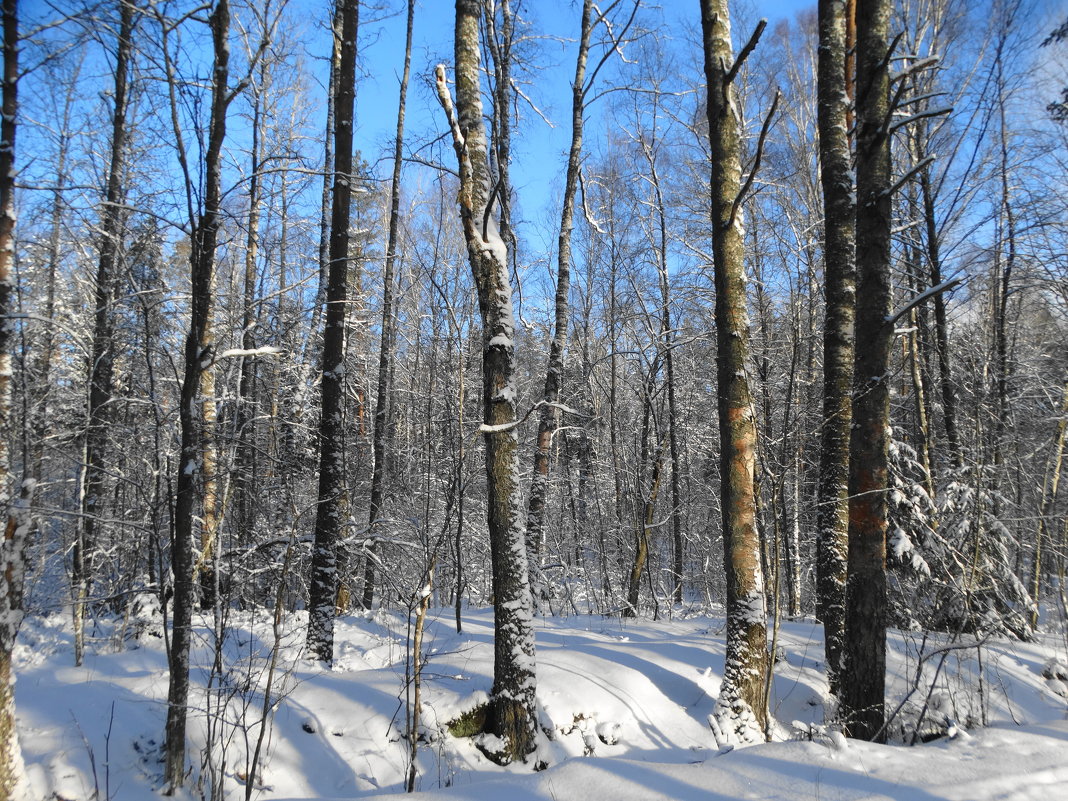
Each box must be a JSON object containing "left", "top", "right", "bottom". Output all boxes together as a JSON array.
[
  {"left": 729, "top": 89, "right": 780, "bottom": 229},
  {"left": 882, "top": 154, "right": 936, "bottom": 199},
  {"left": 724, "top": 18, "right": 767, "bottom": 87},
  {"left": 887, "top": 277, "right": 963, "bottom": 328}
]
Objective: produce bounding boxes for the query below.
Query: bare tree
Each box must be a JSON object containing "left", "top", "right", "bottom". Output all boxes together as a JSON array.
[
  {"left": 306, "top": 0, "right": 359, "bottom": 663},
  {"left": 363, "top": 0, "right": 414, "bottom": 610},
  {"left": 434, "top": 0, "right": 538, "bottom": 763},
  {"left": 0, "top": 2, "right": 30, "bottom": 796},
  {"left": 815, "top": 0, "right": 855, "bottom": 697},
  {"left": 164, "top": 0, "right": 250, "bottom": 787},
  {"left": 698, "top": 0, "right": 772, "bottom": 741},
  {"left": 73, "top": 0, "right": 134, "bottom": 667},
  {"left": 525, "top": 0, "right": 595, "bottom": 594},
  {"left": 842, "top": 0, "right": 893, "bottom": 743}
]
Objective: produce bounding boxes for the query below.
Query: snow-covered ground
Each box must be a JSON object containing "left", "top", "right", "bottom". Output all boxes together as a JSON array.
[{"left": 13, "top": 604, "right": 1068, "bottom": 800}]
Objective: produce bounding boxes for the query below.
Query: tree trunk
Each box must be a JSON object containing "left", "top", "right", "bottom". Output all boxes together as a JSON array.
[
  {"left": 231, "top": 58, "right": 269, "bottom": 566},
  {"left": 306, "top": 0, "right": 358, "bottom": 664},
  {"left": 1030, "top": 378, "right": 1068, "bottom": 630},
  {"left": 625, "top": 421, "right": 665, "bottom": 617},
  {"left": 364, "top": 0, "right": 414, "bottom": 610},
  {"left": 642, "top": 134, "right": 685, "bottom": 608},
  {"left": 0, "top": 3, "right": 29, "bottom": 795},
  {"left": 526, "top": 0, "right": 593, "bottom": 595},
  {"left": 31, "top": 61, "right": 80, "bottom": 488},
  {"left": 842, "top": 0, "right": 893, "bottom": 743},
  {"left": 435, "top": 0, "right": 537, "bottom": 763},
  {"left": 165, "top": 0, "right": 233, "bottom": 788},
  {"left": 699, "top": 0, "right": 770, "bottom": 741},
  {"left": 918, "top": 150, "right": 962, "bottom": 469},
  {"left": 308, "top": 18, "right": 338, "bottom": 360},
  {"left": 815, "top": 0, "right": 856, "bottom": 699},
  {"left": 74, "top": 0, "right": 134, "bottom": 666}
]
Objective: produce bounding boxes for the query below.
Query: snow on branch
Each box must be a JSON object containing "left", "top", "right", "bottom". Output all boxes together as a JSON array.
[
  {"left": 214, "top": 346, "right": 283, "bottom": 361},
  {"left": 891, "top": 55, "right": 941, "bottom": 83},
  {"left": 579, "top": 169, "right": 608, "bottom": 234},
  {"left": 477, "top": 400, "right": 591, "bottom": 435},
  {"left": 434, "top": 64, "right": 465, "bottom": 152},
  {"left": 882, "top": 155, "right": 936, "bottom": 199},
  {"left": 887, "top": 277, "right": 963, "bottom": 327},
  {"left": 889, "top": 106, "right": 953, "bottom": 134}
]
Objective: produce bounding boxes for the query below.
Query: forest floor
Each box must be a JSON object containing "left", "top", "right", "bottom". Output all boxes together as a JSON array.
[{"left": 13, "top": 600, "right": 1068, "bottom": 800}]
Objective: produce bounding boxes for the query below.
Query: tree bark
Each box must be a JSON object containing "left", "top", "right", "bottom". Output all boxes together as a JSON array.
[
  {"left": 0, "top": 3, "right": 29, "bottom": 795},
  {"left": 231, "top": 57, "right": 269, "bottom": 568},
  {"left": 699, "top": 0, "right": 770, "bottom": 740},
  {"left": 815, "top": 0, "right": 855, "bottom": 697},
  {"left": 434, "top": 0, "right": 538, "bottom": 763},
  {"left": 642, "top": 132, "right": 685, "bottom": 608},
  {"left": 842, "top": 0, "right": 893, "bottom": 743},
  {"left": 307, "top": 0, "right": 359, "bottom": 664},
  {"left": 918, "top": 150, "right": 962, "bottom": 469}
]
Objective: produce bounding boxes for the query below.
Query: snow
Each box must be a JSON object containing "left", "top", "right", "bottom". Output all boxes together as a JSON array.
[
  {"left": 12, "top": 608, "right": 1068, "bottom": 801},
  {"left": 216, "top": 346, "right": 283, "bottom": 360}
]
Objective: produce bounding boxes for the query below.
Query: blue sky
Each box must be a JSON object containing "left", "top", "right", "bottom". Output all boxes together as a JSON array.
[{"left": 344, "top": 0, "right": 815, "bottom": 252}]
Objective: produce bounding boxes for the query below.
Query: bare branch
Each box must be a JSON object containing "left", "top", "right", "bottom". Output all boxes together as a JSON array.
[
  {"left": 724, "top": 18, "right": 767, "bottom": 87},
  {"left": 882, "top": 154, "right": 936, "bottom": 198},
  {"left": 729, "top": 89, "right": 780, "bottom": 229},
  {"left": 889, "top": 105, "right": 952, "bottom": 134}
]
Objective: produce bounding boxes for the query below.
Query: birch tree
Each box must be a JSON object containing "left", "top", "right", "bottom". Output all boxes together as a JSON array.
[
  {"left": 525, "top": 0, "right": 639, "bottom": 600},
  {"left": 815, "top": 0, "right": 855, "bottom": 697},
  {"left": 164, "top": 0, "right": 242, "bottom": 786},
  {"left": 0, "top": 2, "right": 30, "bottom": 796},
  {"left": 698, "top": 0, "right": 772, "bottom": 742},
  {"left": 363, "top": 0, "right": 413, "bottom": 610},
  {"left": 74, "top": 0, "right": 134, "bottom": 667},
  {"left": 435, "top": 0, "right": 538, "bottom": 764}
]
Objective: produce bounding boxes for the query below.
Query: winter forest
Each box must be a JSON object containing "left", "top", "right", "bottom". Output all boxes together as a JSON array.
[{"left": 0, "top": 0, "right": 1067, "bottom": 798}]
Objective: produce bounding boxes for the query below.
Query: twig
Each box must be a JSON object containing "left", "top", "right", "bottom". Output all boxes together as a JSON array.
[
  {"left": 881, "top": 154, "right": 936, "bottom": 200},
  {"left": 728, "top": 89, "right": 780, "bottom": 230},
  {"left": 724, "top": 19, "right": 767, "bottom": 87}
]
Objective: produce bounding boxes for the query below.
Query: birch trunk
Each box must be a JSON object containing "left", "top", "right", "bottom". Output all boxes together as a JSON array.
[
  {"left": 0, "top": 3, "right": 29, "bottom": 795},
  {"left": 364, "top": 0, "right": 414, "bottom": 610},
  {"left": 815, "top": 0, "right": 855, "bottom": 697},
  {"left": 699, "top": 0, "right": 769, "bottom": 740},
  {"left": 526, "top": 0, "right": 593, "bottom": 591},
  {"left": 74, "top": 0, "right": 134, "bottom": 666},
  {"left": 435, "top": 0, "right": 537, "bottom": 763}
]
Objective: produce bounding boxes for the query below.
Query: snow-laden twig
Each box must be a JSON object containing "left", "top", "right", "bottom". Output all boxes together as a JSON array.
[
  {"left": 213, "top": 345, "right": 282, "bottom": 361},
  {"left": 887, "top": 276, "right": 963, "bottom": 327},
  {"left": 477, "top": 399, "right": 591, "bottom": 434},
  {"left": 889, "top": 106, "right": 952, "bottom": 134},
  {"left": 434, "top": 64, "right": 465, "bottom": 152},
  {"left": 891, "top": 55, "right": 940, "bottom": 83}
]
